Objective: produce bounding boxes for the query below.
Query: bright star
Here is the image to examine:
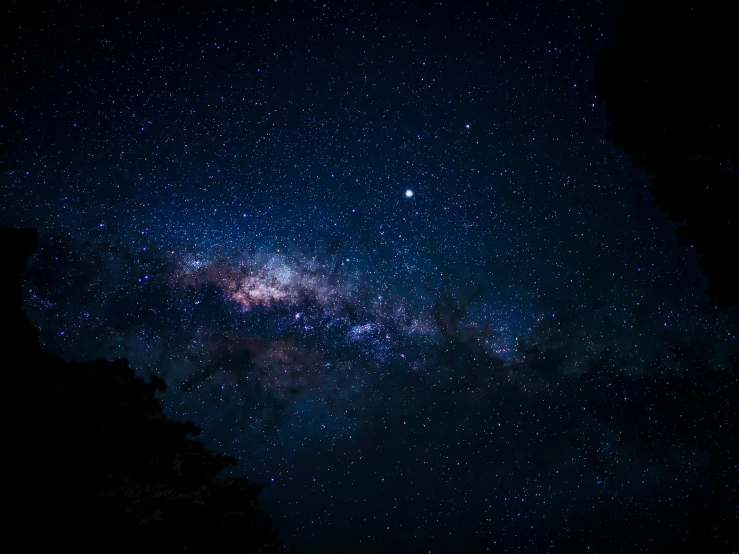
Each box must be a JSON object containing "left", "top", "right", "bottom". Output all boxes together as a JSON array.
[{"left": 405, "top": 189, "right": 414, "bottom": 198}]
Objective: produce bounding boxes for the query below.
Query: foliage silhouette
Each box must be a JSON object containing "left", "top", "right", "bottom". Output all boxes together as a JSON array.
[
  {"left": 1, "top": 228, "right": 279, "bottom": 552},
  {"left": 592, "top": 1, "right": 739, "bottom": 305}
]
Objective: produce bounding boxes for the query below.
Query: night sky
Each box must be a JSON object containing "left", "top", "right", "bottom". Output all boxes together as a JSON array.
[{"left": 3, "top": 1, "right": 738, "bottom": 552}]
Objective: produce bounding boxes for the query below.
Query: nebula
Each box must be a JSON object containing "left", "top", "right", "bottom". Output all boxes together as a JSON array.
[{"left": 178, "top": 253, "right": 337, "bottom": 310}]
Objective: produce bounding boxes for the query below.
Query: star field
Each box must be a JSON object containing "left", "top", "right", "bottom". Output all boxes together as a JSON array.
[{"left": 2, "top": 1, "right": 738, "bottom": 552}]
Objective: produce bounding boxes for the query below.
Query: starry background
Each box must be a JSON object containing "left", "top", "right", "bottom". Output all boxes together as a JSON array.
[{"left": 2, "top": 1, "right": 738, "bottom": 552}]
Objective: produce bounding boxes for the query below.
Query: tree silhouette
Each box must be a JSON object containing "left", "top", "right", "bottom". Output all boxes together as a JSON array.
[
  {"left": 592, "top": 1, "right": 739, "bottom": 305},
  {"left": 2, "top": 229, "right": 279, "bottom": 552}
]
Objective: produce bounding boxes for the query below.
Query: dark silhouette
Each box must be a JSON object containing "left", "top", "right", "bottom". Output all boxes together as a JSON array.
[
  {"left": 1, "top": 229, "right": 279, "bottom": 552},
  {"left": 592, "top": 1, "right": 739, "bottom": 305}
]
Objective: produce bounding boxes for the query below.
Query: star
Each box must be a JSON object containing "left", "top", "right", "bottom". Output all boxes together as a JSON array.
[{"left": 405, "top": 189, "right": 414, "bottom": 198}]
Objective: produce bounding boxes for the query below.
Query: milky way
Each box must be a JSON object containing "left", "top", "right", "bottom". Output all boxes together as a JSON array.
[
  {"left": 167, "top": 246, "right": 528, "bottom": 402},
  {"left": 3, "top": 1, "right": 739, "bottom": 552}
]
